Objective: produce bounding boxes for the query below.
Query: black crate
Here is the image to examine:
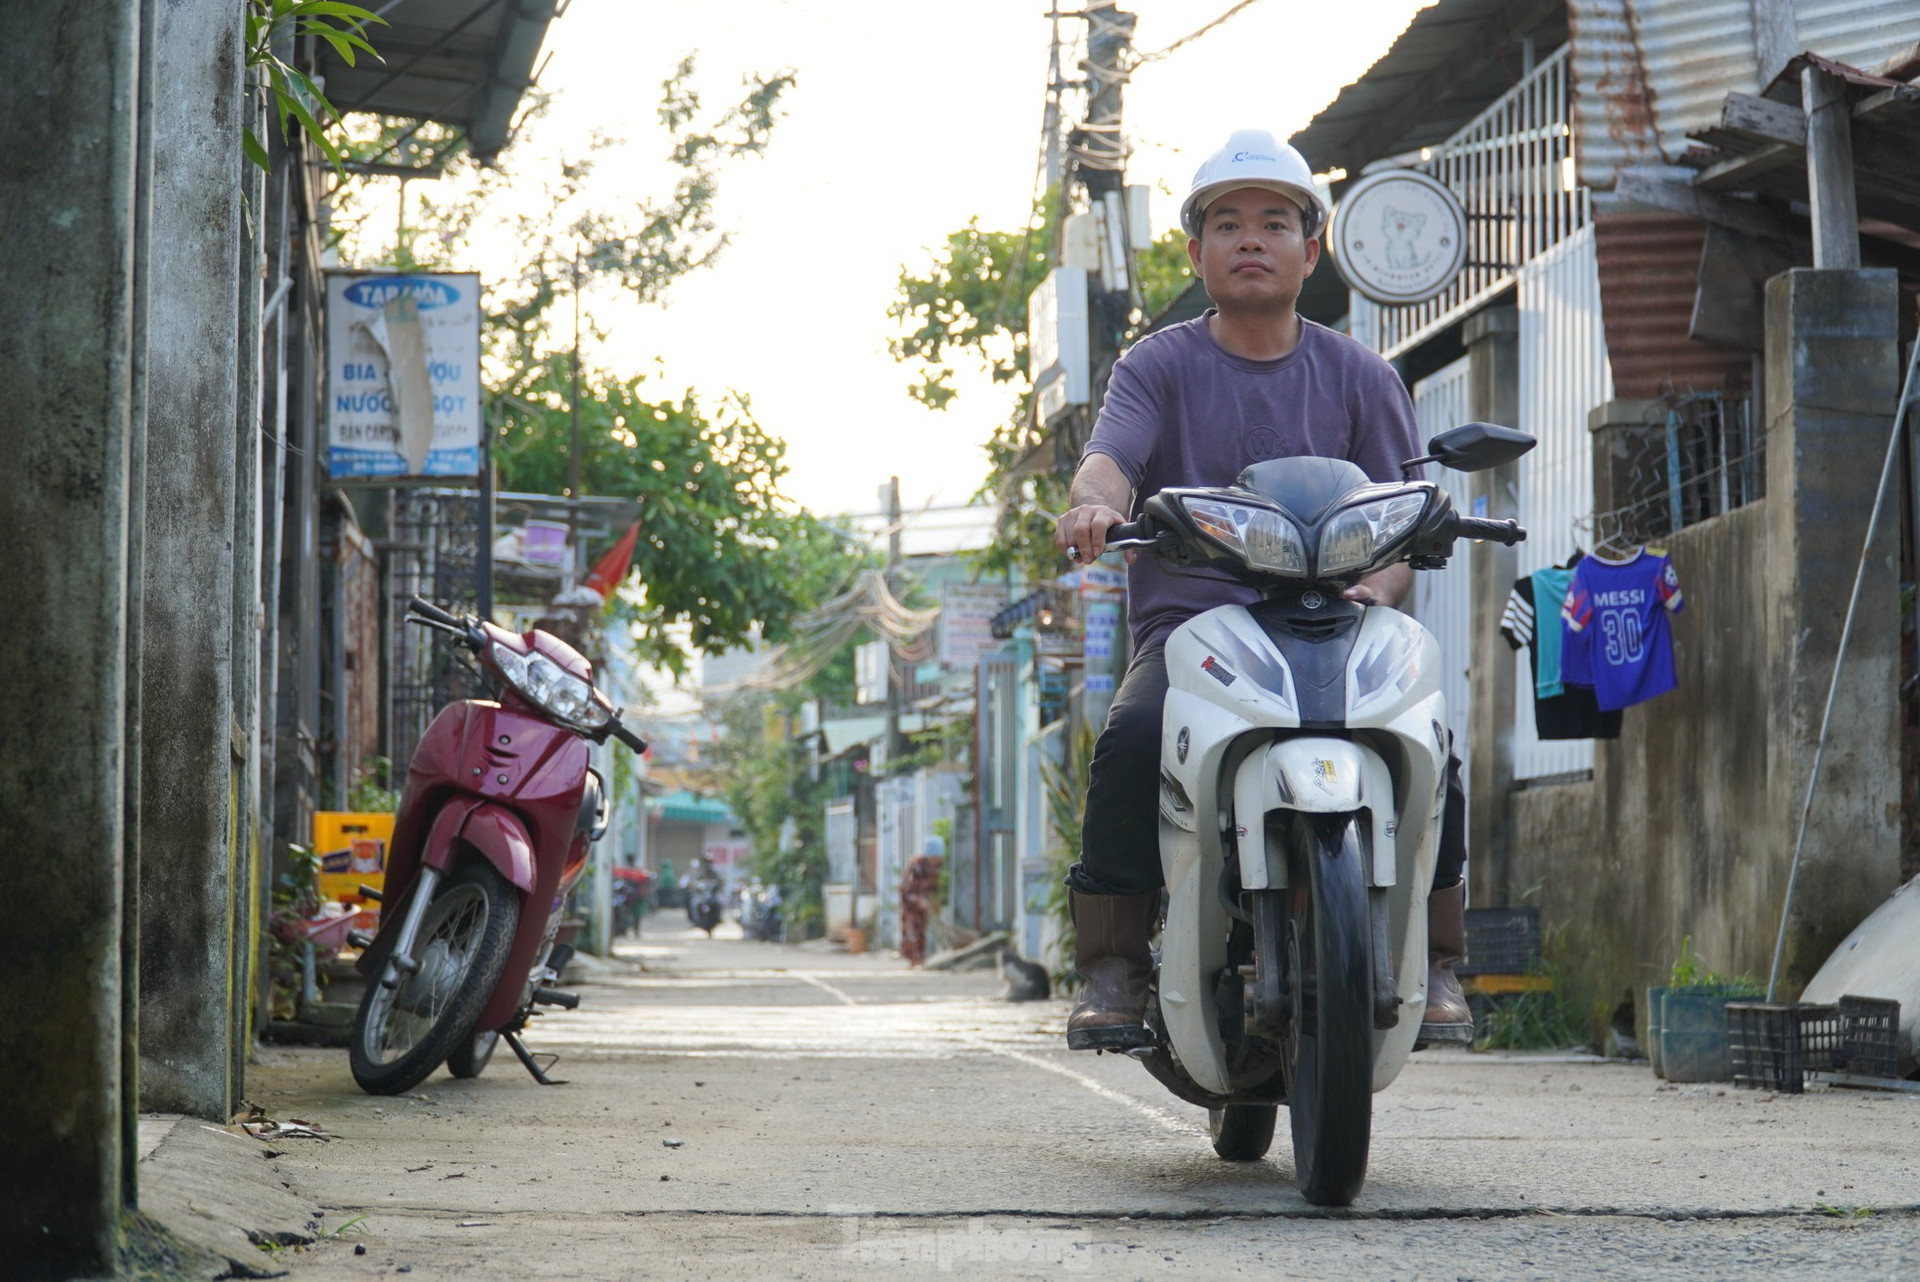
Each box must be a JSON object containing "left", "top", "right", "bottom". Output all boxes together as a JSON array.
[
  {"left": 1838, "top": 996, "right": 1901, "bottom": 1079},
  {"left": 1459, "top": 906, "right": 1541, "bottom": 976},
  {"left": 1728, "top": 1002, "right": 1841, "bottom": 1093}
]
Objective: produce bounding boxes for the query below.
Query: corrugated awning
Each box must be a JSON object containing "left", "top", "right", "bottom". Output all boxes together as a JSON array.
[
  {"left": 650, "top": 791, "right": 736, "bottom": 825},
  {"left": 1288, "top": 0, "right": 1568, "bottom": 178},
  {"left": 319, "top": 0, "right": 558, "bottom": 164}
]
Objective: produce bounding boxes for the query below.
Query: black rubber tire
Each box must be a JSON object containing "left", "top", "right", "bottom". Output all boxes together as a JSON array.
[
  {"left": 1284, "top": 814, "right": 1374, "bottom": 1207},
  {"left": 1209, "top": 1104, "right": 1278, "bottom": 1161},
  {"left": 350, "top": 861, "right": 519, "bottom": 1096},
  {"left": 446, "top": 1029, "right": 500, "bottom": 1079}
]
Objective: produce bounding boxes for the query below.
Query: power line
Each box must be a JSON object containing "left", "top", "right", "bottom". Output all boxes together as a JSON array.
[{"left": 1133, "top": 0, "right": 1267, "bottom": 65}]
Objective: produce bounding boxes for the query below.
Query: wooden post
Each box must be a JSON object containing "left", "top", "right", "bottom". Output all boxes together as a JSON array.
[{"left": 1802, "top": 67, "right": 1861, "bottom": 270}]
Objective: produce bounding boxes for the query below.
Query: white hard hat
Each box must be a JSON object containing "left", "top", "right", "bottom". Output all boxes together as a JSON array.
[{"left": 1180, "top": 129, "right": 1327, "bottom": 240}]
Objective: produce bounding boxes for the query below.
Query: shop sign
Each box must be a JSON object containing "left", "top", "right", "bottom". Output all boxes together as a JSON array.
[
  {"left": 326, "top": 271, "right": 482, "bottom": 479},
  {"left": 1329, "top": 169, "right": 1468, "bottom": 307}
]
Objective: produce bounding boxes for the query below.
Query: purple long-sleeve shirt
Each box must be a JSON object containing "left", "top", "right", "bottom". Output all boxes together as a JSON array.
[{"left": 1084, "top": 311, "right": 1422, "bottom": 648}]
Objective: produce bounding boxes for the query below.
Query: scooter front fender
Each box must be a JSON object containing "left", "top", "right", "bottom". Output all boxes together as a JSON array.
[{"left": 423, "top": 798, "right": 537, "bottom": 893}]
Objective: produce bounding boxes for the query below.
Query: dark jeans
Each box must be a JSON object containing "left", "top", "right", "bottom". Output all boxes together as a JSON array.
[{"left": 1070, "top": 639, "right": 1468, "bottom": 896}]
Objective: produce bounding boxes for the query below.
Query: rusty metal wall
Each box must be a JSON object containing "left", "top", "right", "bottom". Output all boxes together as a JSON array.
[
  {"left": 1591, "top": 210, "right": 1751, "bottom": 399},
  {"left": 335, "top": 520, "right": 382, "bottom": 790},
  {"left": 1572, "top": 0, "right": 1920, "bottom": 198}
]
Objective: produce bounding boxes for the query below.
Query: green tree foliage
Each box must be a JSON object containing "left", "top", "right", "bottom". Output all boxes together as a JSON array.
[
  {"left": 890, "top": 208, "right": 1193, "bottom": 584},
  {"left": 888, "top": 208, "right": 1058, "bottom": 411},
  {"left": 327, "top": 61, "right": 859, "bottom": 670},
  {"left": 493, "top": 369, "right": 853, "bottom": 675},
  {"left": 243, "top": 0, "right": 385, "bottom": 173},
  {"left": 710, "top": 692, "right": 834, "bottom": 933}
]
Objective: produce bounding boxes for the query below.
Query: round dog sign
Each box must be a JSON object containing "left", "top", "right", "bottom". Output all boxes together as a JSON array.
[{"left": 1329, "top": 169, "right": 1469, "bottom": 307}]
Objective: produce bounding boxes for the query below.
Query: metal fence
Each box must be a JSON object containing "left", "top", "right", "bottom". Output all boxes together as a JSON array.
[
  {"left": 387, "top": 489, "right": 482, "bottom": 770},
  {"left": 1408, "top": 356, "right": 1475, "bottom": 782},
  {"left": 1514, "top": 224, "right": 1613, "bottom": 781},
  {"left": 1351, "top": 46, "right": 1587, "bottom": 360}
]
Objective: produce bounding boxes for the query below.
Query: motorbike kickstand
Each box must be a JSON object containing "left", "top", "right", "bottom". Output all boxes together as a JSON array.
[{"left": 501, "top": 1030, "right": 567, "bottom": 1085}]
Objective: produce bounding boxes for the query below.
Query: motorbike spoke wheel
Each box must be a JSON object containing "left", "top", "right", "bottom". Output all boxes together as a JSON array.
[
  {"left": 447, "top": 1028, "right": 500, "bottom": 1079},
  {"left": 1284, "top": 814, "right": 1374, "bottom": 1207},
  {"left": 1208, "top": 1104, "right": 1278, "bottom": 1161},
  {"left": 350, "top": 860, "right": 519, "bottom": 1096}
]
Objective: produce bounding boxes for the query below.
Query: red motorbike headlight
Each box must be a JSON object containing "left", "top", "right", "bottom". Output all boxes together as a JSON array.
[{"left": 492, "top": 642, "right": 610, "bottom": 730}]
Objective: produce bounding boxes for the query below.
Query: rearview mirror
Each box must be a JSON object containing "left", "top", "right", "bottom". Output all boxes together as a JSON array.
[{"left": 1411, "top": 422, "right": 1536, "bottom": 474}]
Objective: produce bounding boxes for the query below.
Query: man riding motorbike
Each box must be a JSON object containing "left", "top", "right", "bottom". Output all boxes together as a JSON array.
[{"left": 1053, "top": 129, "right": 1474, "bottom": 1054}]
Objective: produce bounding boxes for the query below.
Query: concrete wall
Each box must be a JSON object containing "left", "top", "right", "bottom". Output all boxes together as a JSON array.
[
  {"left": 1506, "top": 268, "right": 1904, "bottom": 1034},
  {"left": 0, "top": 2, "right": 144, "bottom": 1272},
  {"left": 1511, "top": 502, "right": 1775, "bottom": 1029},
  {"left": 137, "top": 0, "right": 245, "bottom": 1118},
  {"left": 1762, "top": 269, "right": 1903, "bottom": 981}
]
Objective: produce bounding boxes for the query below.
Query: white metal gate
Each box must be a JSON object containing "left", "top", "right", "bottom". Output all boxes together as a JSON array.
[
  {"left": 1409, "top": 357, "right": 1474, "bottom": 780},
  {"left": 1514, "top": 223, "right": 1612, "bottom": 780}
]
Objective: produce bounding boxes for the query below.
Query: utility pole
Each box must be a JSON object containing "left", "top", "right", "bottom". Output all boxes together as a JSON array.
[
  {"left": 1068, "top": 3, "right": 1135, "bottom": 455},
  {"left": 1044, "top": 7, "right": 1068, "bottom": 242}
]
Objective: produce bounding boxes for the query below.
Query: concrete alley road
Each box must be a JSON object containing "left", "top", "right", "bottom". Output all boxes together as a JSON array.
[{"left": 160, "top": 923, "right": 1920, "bottom": 1279}]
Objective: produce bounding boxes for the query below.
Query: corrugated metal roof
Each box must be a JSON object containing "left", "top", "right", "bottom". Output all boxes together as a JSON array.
[
  {"left": 1590, "top": 211, "right": 1749, "bottom": 399},
  {"left": 1289, "top": 0, "right": 1569, "bottom": 176},
  {"left": 318, "top": 0, "right": 559, "bottom": 164},
  {"left": 1572, "top": 0, "right": 1920, "bottom": 196}
]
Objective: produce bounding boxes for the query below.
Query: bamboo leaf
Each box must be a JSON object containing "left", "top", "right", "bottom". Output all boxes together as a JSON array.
[{"left": 242, "top": 127, "right": 272, "bottom": 174}]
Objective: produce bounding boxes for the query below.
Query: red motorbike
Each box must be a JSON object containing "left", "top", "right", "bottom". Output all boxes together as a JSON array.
[{"left": 347, "top": 597, "right": 647, "bottom": 1095}]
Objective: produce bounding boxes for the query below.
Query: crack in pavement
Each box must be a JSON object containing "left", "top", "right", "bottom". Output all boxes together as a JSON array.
[{"left": 313, "top": 1203, "right": 1920, "bottom": 1224}]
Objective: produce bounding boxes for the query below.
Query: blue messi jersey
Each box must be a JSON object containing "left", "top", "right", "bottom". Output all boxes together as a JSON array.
[{"left": 1559, "top": 548, "right": 1684, "bottom": 712}]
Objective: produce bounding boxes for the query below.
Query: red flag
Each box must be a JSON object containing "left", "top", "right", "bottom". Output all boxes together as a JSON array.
[{"left": 584, "top": 520, "right": 640, "bottom": 601}]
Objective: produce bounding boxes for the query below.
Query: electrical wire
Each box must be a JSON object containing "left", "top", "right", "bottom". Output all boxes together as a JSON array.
[
  {"left": 1132, "top": 0, "right": 1268, "bottom": 65},
  {"left": 987, "top": 17, "right": 1070, "bottom": 337},
  {"left": 704, "top": 567, "right": 942, "bottom": 697}
]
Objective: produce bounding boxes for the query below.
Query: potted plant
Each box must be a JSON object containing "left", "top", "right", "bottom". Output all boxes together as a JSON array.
[{"left": 1658, "top": 937, "right": 1763, "bottom": 1082}]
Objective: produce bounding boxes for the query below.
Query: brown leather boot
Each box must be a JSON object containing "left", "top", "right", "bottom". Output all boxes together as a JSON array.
[
  {"left": 1064, "top": 889, "right": 1160, "bottom": 1051},
  {"left": 1417, "top": 880, "right": 1474, "bottom": 1048}
]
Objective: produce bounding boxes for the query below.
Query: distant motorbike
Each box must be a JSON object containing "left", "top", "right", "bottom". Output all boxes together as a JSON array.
[
  {"left": 612, "top": 866, "right": 652, "bottom": 939},
  {"left": 346, "top": 598, "right": 647, "bottom": 1094},
  {"left": 686, "top": 873, "right": 724, "bottom": 936},
  {"left": 738, "top": 879, "right": 783, "bottom": 942}
]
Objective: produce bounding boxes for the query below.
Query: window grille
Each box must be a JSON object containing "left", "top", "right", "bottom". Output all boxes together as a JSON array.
[{"left": 1586, "top": 391, "right": 1763, "bottom": 549}]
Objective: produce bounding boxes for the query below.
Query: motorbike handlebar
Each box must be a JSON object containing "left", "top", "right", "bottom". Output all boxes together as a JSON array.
[
  {"left": 1449, "top": 516, "right": 1527, "bottom": 546},
  {"left": 610, "top": 719, "right": 649, "bottom": 754},
  {"left": 406, "top": 597, "right": 468, "bottom": 632},
  {"left": 1105, "top": 519, "right": 1151, "bottom": 545}
]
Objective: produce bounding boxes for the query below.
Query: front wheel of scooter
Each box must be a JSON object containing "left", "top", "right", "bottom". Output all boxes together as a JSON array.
[
  {"left": 350, "top": 860, "right": 519, "bottom": 1096},
  {"left": 1284, "top": 814, "right": 1373, "bottom": 1207},
  {"left": 1208, "top": 1104, "right": 1278, "bottom": 1161}
]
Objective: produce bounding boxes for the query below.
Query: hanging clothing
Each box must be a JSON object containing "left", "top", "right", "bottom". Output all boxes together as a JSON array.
[
  {"left": 1500, "top": 567, "right": 1623, "bottom": 740},
  {"left": 1560, "top": 546, "right": 1685, "bottom": 711}
]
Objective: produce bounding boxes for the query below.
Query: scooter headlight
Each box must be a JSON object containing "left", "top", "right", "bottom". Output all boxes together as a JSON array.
[
  {"left": 1318, "top": 491, "right": 1429, "bottom": 576},
  {"left": 490, "top": 642, "right": 612, "bottom": 730},
  {"left": 1180, "top": 497, "right": 1309, "bottom": 575}
]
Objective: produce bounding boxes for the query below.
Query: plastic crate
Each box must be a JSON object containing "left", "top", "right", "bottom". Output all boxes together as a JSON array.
[
  {"left": 1838, "top": 996, "right": 1901, "bottom": 1079},
  {"left": 1458, "top": 906, "right": 1541, "bottom": 976},
  {"left": 1727, "top": 1002, "right": 1840, "bottom": 1093}
]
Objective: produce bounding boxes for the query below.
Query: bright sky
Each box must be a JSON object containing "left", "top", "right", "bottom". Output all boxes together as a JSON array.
[{"left": 528, "top": 0, "right": 1434, "bottom": 525}]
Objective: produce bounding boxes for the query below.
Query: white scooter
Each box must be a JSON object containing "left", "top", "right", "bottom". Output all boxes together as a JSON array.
[{"left": 1100, "top": 423, "right": 1534, "bottom": 1206}]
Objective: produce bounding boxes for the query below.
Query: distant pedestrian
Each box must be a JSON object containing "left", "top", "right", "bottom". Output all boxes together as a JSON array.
[{"left": 898, "top": 836, "right": 945, "bottom": 967}]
